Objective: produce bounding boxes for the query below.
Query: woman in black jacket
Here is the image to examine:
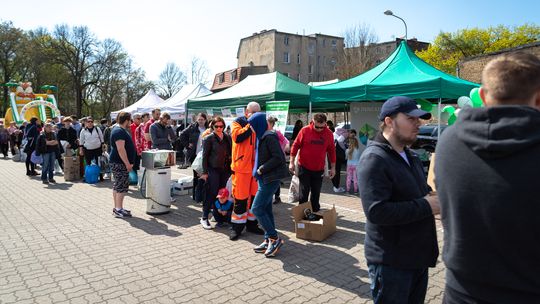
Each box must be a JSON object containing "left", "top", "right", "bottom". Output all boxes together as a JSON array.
[
  {"left": 23, "top": 117, "right": 40, "bottom": 176},
  {"left": 179, "top": 113, "right": 208, "bottom": 202},
  {"left": 199, "top": 116, "right": 231, "bottom": 230},
  {"left": 248, "top": 112, "right": 289, "bottom": 258},
  {"left": 37, "top": 122, "right": 60, "bottom": 184}
]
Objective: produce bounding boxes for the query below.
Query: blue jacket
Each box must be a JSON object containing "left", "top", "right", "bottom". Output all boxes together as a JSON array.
[
  {"left": 214, "top": 200, "right": 233, "bottom": 211},
  {"left": 358, "top": 132, "right": 438, "bottom": 269}
]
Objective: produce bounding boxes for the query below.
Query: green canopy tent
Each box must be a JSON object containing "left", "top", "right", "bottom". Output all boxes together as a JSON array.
[
  {"left": 310, "top": 41, "right": 479, "bottom": 103},
  {"left": 187, "top": 71, "right": 346, "bottom": 115},
  {"left": 310, "top": 40, "right": 480, "bottom": 136}
]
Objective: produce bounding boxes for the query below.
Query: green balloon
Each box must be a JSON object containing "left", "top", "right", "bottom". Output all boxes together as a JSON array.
[
  {"left": 442, "top": 105, "right": 455, "bottom": 114},
  {"left": 416, "top": 99, "right": 432, "bottom": 112},
  {"left": 469, "top": 88, "right": 483, "bottom": 108},
  {"left": 448, "top": 114, "right": 457, "bottom": 125}
]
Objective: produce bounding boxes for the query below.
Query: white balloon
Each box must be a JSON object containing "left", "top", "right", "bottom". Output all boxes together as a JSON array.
[
  {"left": 457, "top": 96, "right": 473, "bottom": 109},
  {"left": 454, "top": 108, "right": 461, "bottom": 116}
]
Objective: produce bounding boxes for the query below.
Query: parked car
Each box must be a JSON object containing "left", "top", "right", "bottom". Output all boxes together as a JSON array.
[
  {"left": 284, "top": 125, "right": 294, "bottom": 141},
  {"left": 411, "top": 124, "right": 448, "bottom": 152}
]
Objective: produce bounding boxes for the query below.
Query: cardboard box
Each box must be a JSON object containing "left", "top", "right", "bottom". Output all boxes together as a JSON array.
[
  {"left": 172, "top": 175, "right": 194, "bottom": 196},
  {"left": 63, "top": 156, "right": 81, "bottom": 181},
  {"left": 292, "top": 202, "right": 337, "bottom": 241}
]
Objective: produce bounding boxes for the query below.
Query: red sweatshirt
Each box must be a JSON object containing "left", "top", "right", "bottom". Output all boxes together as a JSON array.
[{"left": 290, "top": 122, "right": 336, "bottom": 171}]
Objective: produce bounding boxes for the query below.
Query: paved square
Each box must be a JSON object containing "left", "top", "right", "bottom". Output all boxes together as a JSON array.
[{"left": 0, "top": 157, "right": 446, "bottom": 303}]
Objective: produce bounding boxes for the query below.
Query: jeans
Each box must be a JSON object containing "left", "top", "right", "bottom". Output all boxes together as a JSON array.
[
  {"left": 298, "top": 166, "right": 324, "bottom": 212},
  {"left": 368, "top": 263, "right": 428, "bottom": 304},
  {"left": 41, "top": 152, "right": 56, "bottom": 181},
  {"left": 252, "top": 180, "right": 281, "bottom": 239},
  {"left": 212, "top": 208, "right": 232, "bottom": 223}
]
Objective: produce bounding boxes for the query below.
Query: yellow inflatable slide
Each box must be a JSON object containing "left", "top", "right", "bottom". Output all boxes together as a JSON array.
[{"left": 4, "top": 82, "right": 60, "bottom": 125}]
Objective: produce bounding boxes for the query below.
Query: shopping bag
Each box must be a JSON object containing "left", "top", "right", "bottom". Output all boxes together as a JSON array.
[
  {"left": 288, "top": 175, "right": 300, "bottom": 203},
  {"left": 30, "top": 151, "right": 43, "bottom": 165},
  {"left": 192, "top": 151, "right": 204, "bottom": 174}
]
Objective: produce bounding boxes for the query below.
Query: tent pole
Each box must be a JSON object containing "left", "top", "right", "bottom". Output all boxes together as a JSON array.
[
  {"left": 309, "top": 101, "right": 312, "bottom": 121},
  {"left": 438, "top": 97, "right": 442, "bottom": 138}
]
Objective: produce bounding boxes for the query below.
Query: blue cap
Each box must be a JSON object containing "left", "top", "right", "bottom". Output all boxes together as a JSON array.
[{"left": 379, "top": 96, "right": 432, "bottom": 121}]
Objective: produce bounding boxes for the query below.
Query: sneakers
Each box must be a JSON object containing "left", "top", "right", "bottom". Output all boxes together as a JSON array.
[
  {"left": 253, "top": 239, "right": 269, "bottom": 253},
  {"left": 200, "top": 218, "right": 213, "bottom": 230},
  {"left": 333, "top": 187, "right": 346, "bottom": 193},
  {"left": 42, "top": 180, "right": 49, "bottom": 185},
  {"left": 265, "top": 237, "right": 284, "bottom": 257},
  {"left": 49, "top": 179, "right": 57, "bottom": 183},
  {"left": 113, "top": 208, "right": 132, "bottom": 218}
]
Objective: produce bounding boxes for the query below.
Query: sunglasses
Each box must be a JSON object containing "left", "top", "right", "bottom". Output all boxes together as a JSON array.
[
  {"left": 87, "top": 121, "right": 94, "bottom": 123},
  {"left": 214, "top": 125, "right": 224, "bottom": 129},
  {"left": 314, "top": 125, "right": 325, "bottom": 129}
]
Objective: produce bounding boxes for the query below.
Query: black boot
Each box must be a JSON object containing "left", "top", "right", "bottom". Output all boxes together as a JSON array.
[
  {"left": 246, "top": 220, "right": 265, "bottom": 235},
  {"left": 229, "top": 228, "right": 242, "bottom": 241}
]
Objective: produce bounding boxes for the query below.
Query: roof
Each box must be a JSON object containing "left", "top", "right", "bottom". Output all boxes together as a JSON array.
[
  {"left": 311, "top": 41, "right": 479, "bottom": 103},
  {"left": 111, "top": 89, "right": 164, "bottom": 116},
  {"left": 459, "top": 41, "right": 540, "bottom": 63},
  {"left": 160, "top": 84, "right": 211, "bottom": 114},
  {"left": 188, "top": 72, "right": 315, "bottom": 112}
]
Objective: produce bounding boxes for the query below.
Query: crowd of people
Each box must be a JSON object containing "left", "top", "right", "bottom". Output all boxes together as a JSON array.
[{"left": 2, "top": 52, "right": 535, "bottom": 301}]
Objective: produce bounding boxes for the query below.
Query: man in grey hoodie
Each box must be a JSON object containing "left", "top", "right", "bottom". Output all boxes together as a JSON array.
[{"left": 436, "top": 52, "right": 540, "bottom": 304}]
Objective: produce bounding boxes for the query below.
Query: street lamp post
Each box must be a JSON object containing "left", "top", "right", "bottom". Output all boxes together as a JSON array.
[{"left": 384, "top": 10, "right": 407, "bottom": 41}]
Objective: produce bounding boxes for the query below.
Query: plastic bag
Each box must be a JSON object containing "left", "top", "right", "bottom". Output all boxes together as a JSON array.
[
  {"left": 192, "top": 151, "right": 204, "bottom": 174},
  {"left": 287, "top": 175, "right": 300, "bottom": 203},
  {"left": 30, "top": 151, "right": 43, "bottom": 165}
]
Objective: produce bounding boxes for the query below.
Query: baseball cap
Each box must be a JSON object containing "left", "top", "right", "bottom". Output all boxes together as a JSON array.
[
  {"left": 216, "top": 188, "right": 229, "bottom": 199},
  {"left": 379, "top": 96, "right": 432, "bottom": 121}
]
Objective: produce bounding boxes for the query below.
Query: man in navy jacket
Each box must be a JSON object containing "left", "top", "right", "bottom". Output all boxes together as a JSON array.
[{"left": 358, "top": 96, "right": 440, "bottom": 303}]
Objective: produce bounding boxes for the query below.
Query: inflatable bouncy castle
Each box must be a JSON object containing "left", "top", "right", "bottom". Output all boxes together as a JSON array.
[{"left": 3, "top": 82, "right": 61, "bottom": 125}]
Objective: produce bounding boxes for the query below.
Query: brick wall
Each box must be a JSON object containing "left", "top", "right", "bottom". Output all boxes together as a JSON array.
[{"left": 458, "top": 43, "right": 540, "bottom": 83}]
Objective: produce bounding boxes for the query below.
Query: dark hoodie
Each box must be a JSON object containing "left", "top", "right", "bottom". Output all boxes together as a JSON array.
[
  {"left": 248, "top": 112, "right": 268, "bottom": 180},
  {"left": 435, "top": 106, "right": 540, "bottom": 303}
]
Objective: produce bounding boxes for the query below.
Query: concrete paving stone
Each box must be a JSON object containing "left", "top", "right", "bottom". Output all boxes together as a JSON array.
[{"left": 0, "top": 160, "right": 448, "bottom": 303}]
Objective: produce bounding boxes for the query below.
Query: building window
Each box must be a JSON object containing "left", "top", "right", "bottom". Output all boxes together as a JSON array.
[
  {"left": 386, "top": 45, "right": 392, "bottom": 53},
  {"left": 297, "top": 54, "right": 300, "bottom": 64},
  {"left": 284, "top": 36, "right": 289, "bottom": 46},
  {"left": 218, "top": 73, "right": 225, "bottom": 84},
  {"left": 331, "top": 40, "right": 337, "bottom": 48},
  {"left": 283, "top": 52, "right": 290, "bottom": 63},
  {"left": 317, "top": 56, "right": 320, "bottom": 65},
  {"left": 297, "top": 74, "right": 301, "bottom": 81},
  {"left": 322, "top": 39, "right": 326, "bottom": 47},
  {"left": 308, "top": 65, "right": 313, "bottom": 74},
  {"left": 308, "top": 42, "right": 315, "bottom": 54},
  {"left": 230, "top": 71, "right": 236, "bottom": 81}
]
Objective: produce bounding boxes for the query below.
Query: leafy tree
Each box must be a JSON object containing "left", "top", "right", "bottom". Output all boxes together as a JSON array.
[
  {"left": 417, "top": 24, "right": 540, "bottom": 74},
  {"left": 0, "top": 21, "right": 26, "bottom": 115}
]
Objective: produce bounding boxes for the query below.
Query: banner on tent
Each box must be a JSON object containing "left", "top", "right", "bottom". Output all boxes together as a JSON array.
[{"left": 266, "top": 101, "right": 290, "bottom": 134}]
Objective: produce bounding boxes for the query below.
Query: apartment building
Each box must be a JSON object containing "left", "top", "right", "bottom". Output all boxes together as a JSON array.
[
  {"left": 210, "top": 65, "right": 269, "bottom": 92},
  {"left": 237, "top": 29, "right": 344, "bottom": 83}
]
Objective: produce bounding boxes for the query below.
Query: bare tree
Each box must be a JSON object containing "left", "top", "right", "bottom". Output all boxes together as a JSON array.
[
  {"left": 157, "top": 62, "right": 186, "bottom": 99},
  {"left": 188, "top": 56, "right": 210, "bottom": 85},
  {"left": 48, "top": 25, "right": 101, "bottom": 117},
  {"left": 334, "top": 23, "right": 379, "bottom": 80}
]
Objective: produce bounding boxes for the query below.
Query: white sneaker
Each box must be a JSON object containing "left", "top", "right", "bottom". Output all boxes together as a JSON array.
[
  {"left": 200, "top": 218, "right": 213, "bottom": 230},
  {"left": 333, "top": 187, "right": 345, "bottom": 193}
]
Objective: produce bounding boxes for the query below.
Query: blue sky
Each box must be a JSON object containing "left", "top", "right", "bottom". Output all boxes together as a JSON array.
[{"left": 2, "top": 0, "right": 538, "bottom": 83}]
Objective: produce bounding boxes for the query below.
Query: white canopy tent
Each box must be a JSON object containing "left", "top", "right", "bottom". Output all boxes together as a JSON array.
[
  {"left": 157, "top": 84, "right": 211, "bottom": 119},
  {"left": 110, "top": 89, "right": 164, "bottom": 119}
]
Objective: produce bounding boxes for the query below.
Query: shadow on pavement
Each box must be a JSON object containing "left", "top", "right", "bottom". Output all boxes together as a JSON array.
[
  {"left": 277, "top": 234, "right": 371, "bottom": 299},
  {"left": 124, "top": 217, "right": 181, "bottom": 237}
]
